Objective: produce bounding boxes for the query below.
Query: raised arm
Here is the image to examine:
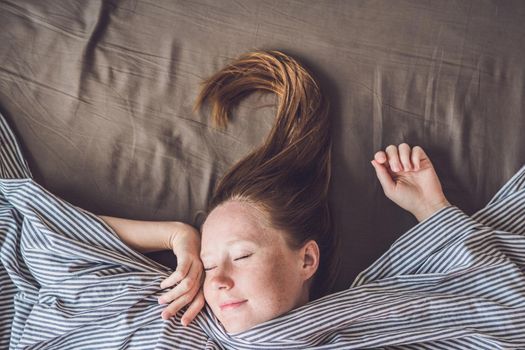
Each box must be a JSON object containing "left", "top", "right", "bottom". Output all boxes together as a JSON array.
[
  {"left": 370, "top": 143, "right": 451, "bottom": 222},
  {"left": 99, "top": 215, "right": 177, "bottom": 253},
  {"left": 98, "top": 215, "right": 205, "bottom": 326}
]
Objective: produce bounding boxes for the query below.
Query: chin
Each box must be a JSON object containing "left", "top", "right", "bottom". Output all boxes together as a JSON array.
[
  {"left": 220, "top": 314, "right": 259, "bottom": 334},
  {"left": 224, "top": 321, "right": 253, "bottom": 334}
]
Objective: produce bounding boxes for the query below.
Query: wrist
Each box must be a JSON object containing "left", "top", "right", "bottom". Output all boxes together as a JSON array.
[
  {"left": 166, "top": 222, "right": 181, "bottom": 251},
  {"left": 414, "top": 198, "right": 451, "bottom": 222}
]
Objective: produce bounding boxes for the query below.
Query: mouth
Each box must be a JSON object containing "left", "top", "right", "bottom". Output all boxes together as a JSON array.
[{"left": 219, "top": 300, "right": 247, "bottom": 311}]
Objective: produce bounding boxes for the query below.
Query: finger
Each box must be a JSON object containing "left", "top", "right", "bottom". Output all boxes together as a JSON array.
[
  {"left": 411, "top": 146, "right": 428, "bottom": 170},
  {"left": 374, "top": 151, "right": 387, "bottom": 164},
  {"left": 159, "top": 262, "right": 203, "bottom": 304},
  {"left": 181, "top": 290, "right": 206, "bottom": 327},
  {"left": 161, "top": 281, "right": 201, "bottom": 320},
  {"left": 159, "top": 277, "right": 194, "bottom": 305},
  {"left": 371, "top": 160, "right": 395, "bottom": 194},
  {"left": 385, "top": 145, "right": 402, "bottom": 172},
  {"left": 161, "top": 255, "right": 192, "bottom": 289},
  {"left": 161, "top": 294, "right": 191, "bottom": 320},
  {"left": 398, "top": 143, "right": 412, "bottom": 171}
]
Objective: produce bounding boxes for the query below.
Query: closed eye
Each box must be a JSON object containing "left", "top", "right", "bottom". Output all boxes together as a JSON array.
[
  {"left": 203, "top": 254, "right": 253, "bottom": 272},
  {"left": 234, "top": 253, "right": 252, "bottom": 261}
]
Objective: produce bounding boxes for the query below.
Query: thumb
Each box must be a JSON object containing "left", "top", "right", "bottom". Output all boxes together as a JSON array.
[{"left": 371, "top": 160, "right": 395, "bottom": 194}]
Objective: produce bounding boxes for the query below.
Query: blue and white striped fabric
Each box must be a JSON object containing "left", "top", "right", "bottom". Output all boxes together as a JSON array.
[{"left": 0, "top": 111, "right": 524, "bottom": 350}]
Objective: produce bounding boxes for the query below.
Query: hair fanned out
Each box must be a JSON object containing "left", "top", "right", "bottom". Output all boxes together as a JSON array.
[{"left": 193, "top": 50, "right": 340, "bottom": 300}]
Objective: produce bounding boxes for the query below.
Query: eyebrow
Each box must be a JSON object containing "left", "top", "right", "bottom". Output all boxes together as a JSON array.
[{"left": 200, "top": 239, "right": 256, "bottom": 260}]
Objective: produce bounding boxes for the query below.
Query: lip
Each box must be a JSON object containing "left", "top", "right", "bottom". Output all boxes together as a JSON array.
[{"left": 219, "top": 300, "right": 247, "bottom": 311}]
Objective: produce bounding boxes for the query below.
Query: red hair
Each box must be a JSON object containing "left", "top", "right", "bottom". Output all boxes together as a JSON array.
[{"left": 193, "top": 50, "right": 340, "bottom": 300}]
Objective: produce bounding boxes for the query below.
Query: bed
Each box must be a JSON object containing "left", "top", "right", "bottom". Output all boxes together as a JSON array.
[{"left": 1, "top": 0, "right": 524, "bottom": 348}]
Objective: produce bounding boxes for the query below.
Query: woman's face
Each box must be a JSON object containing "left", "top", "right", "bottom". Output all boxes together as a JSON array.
[{"left": 200, "top": 200, "right": 318, "bottom": 334}]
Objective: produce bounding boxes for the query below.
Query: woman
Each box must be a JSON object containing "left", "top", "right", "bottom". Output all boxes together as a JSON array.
[
  {"left": 1, "top": 50, "right": 523, "bottom": 349},
  {"left": 100, "top": 51, "right": 451, "bottom": 332}
]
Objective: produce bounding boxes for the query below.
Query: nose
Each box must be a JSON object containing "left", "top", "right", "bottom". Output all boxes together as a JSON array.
[{"left": 210, "top": 271, "right": 234, "bottom": 290}]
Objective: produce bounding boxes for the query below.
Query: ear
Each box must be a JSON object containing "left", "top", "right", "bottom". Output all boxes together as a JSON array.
[{"left": 299, "top": 240, "right": 320, "bottom": 281}]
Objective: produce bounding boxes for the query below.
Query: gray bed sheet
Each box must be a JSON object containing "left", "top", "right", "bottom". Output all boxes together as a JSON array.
[{"left": 0, "top": 0, "right": 524, "bottom": 293}]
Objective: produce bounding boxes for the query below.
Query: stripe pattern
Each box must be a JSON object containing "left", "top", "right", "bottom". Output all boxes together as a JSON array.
[{"left": 0, "top": 111, "right": 524, "bottom": 350}]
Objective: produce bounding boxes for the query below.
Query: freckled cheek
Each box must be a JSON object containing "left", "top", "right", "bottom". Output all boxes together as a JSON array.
[{"left": 258, "top": 263, "right": 289, "bottom": 294}]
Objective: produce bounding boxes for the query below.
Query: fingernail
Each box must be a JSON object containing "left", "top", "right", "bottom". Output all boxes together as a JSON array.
[
  {"left": 370, "top": 160, "right": 375, "bottom": 166},
  {"left": 158, "top": 297, "right": 164, "bottom": 304}
]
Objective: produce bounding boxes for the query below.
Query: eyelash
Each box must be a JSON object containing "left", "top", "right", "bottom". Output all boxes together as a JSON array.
[
  {"left": 203, "top": 254, "right": 252, "bottom": 272},
  {"left": 234, "top": 253, "right": 252, "bottom": 262}
]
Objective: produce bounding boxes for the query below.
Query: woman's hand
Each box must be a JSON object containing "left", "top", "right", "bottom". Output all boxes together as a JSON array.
[
  {"left": 158, "top": 222, "right": 205, "bottom": 326},
  {"left": 370, "top": 143, "right": 451, "bottom": 222}
]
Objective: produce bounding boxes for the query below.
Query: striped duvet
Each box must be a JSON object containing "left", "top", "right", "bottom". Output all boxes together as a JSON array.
[{"left": 1, "top": 112, "right": 524, "bottom": 349}]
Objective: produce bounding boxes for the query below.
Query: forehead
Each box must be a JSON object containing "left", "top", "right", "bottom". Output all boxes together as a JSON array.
[{"left": 200, "top": 201, "right": 274, "bottom": 256}]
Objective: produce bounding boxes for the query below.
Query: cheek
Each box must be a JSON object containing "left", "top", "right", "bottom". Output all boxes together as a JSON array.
[
  {"left": 255, "top": 256, "right": 298, "bottom": 302},
  {"left": 202, "top": 277, "right": 215, "bottom": 309},
  {"left": 201, "top": 254, "right": 297, "bottom": 305}
]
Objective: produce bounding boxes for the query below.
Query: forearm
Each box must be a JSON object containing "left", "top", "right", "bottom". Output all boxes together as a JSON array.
[{"left": 99, "top": 215, "right": 175, "bottom": 254}]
